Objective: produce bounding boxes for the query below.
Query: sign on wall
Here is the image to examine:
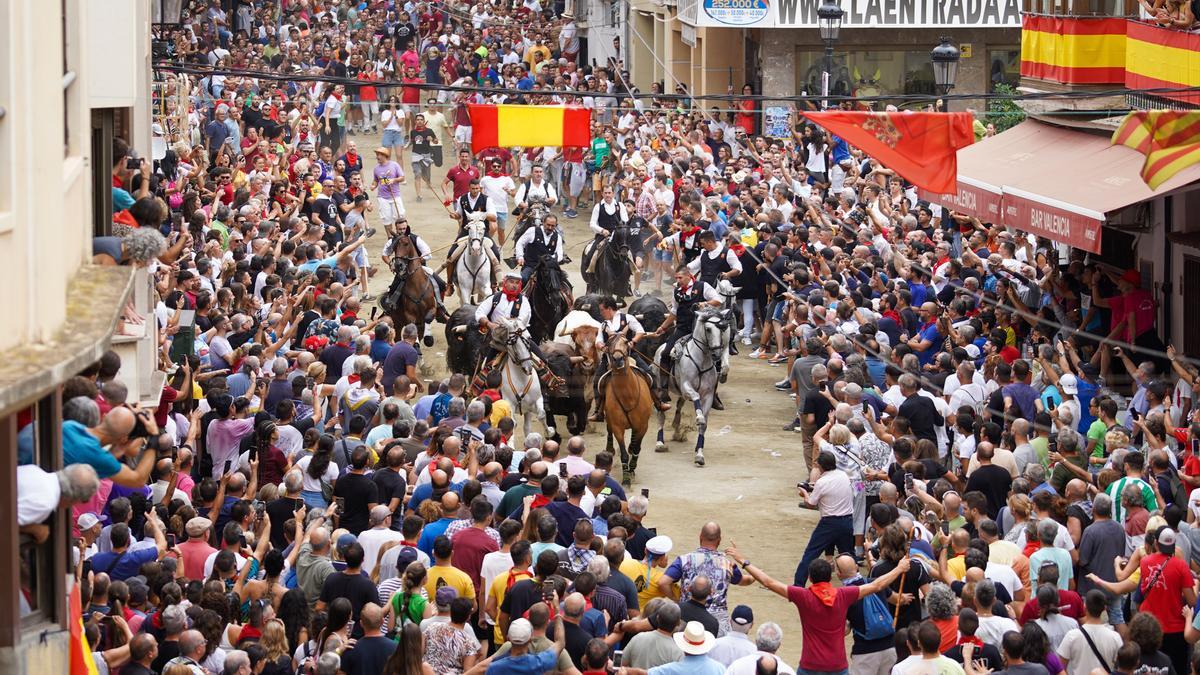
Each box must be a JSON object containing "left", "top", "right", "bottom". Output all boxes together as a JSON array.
[
  {"left": 696, "top": 0, "right": 1021, "bottom": 28},
  {"left": 764, "top": 107, "right": 793, "bottom": 139}
]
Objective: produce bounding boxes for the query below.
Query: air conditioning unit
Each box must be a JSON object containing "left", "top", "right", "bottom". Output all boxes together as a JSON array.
[{"left": 1106, "top": 202, "right": 1152, "bottom": 231}]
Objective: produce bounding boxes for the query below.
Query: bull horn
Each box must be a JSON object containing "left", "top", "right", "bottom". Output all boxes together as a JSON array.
[
  {"left": 633, "top": 314, "right": 644, "bottom": 321},
  {"left": 569, "top": 355, "right": 585, "bottom": 364},
  {"left": 453, "top": 325, "right": 468, "bottom": 334}
]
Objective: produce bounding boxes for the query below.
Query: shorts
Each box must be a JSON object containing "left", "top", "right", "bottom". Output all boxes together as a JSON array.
[
  {"left": 382, "top": 128, "right": 405, "bottom": 148},
  {"left": 411, "top": 153, "right": 433, "bottom": 180},
  {"left": 401, "top": 103, "right": 419, "bottom": 118},
  {"left": 378, "top": 196, "right": 405, "bottom": 225},
  {"left": 454, "top": 125, "right": 473, "bottom": 145},
  {"left": 653, "top": 247, "right": 673, "bottom": 263}
]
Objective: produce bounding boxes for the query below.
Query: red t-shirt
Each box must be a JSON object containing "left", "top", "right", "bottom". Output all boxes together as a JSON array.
[
  {"left": 447, "top": 165, "right": 481, "bottom": 199},
  {"left": 787, "top": 585, "right": 858, "bottom": 671},
  {"left": 401, "top": 76, "right": 423, "bottom": 105},
  {"left": 450, "top": 527, "right": 499, "bottom": 597},
  {"left": 998, "top": 345, "right": 1021, "bottom": 365},
  {"left": 1138, "top": 552, "right": 1191, "bottom": 633},
  {"left": 1017, "top": 589, "right": 1084, "bottom": 625},
  {"left": 1109, "top": 289, "right": 1157, "bottom": 340}
]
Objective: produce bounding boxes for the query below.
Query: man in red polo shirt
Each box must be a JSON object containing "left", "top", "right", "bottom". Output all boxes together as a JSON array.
[
  {"left": 444, "top": 149, "right": 480, "bottom": 200},
  {"left": 726, "top": 545, "right": 910, "bottom": 674}
]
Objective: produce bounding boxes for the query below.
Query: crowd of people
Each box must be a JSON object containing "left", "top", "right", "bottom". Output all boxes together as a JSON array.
[{"left": 17, "top": 1, "right": 1200, "bottom": 675}]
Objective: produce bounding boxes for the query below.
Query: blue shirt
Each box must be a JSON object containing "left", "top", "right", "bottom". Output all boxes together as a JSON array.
[
  {"left": 89, "top": 546, "right": 159, "bottom": 581},
  {"left": 429, "top": 393, "right": 453, "bottom": 426},
  {"left": 648, "top": 653, "right": 727, "bottom": 675},
  {"left": 370, "top": 339, "right": 392, "bottom": 365},
  {"left": 416, "top": 517, "right": 455, "bottom": 558},
  {"left": 485, "top": 648, "right": 557, "bottom": 674},
  {"left": 298, "top": 256, "right": 339, "bottom": 274},
  {"left": 915, "top": 322, "right": 942, "bottom": 366},
  {"left": 63, "top": 420, "right": 123, "bottom": 479},
  {"left": 406, "top": 480, "right": 465, "bottom": 514}
]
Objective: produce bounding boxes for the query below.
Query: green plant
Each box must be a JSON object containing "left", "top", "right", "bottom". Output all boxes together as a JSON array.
[{"left": 987, "top": 83, "right": 1026, "bottom": 134}]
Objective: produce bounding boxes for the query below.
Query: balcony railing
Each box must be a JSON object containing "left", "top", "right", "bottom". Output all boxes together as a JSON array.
[
  {"left": 1021, "top": 15, "right": 1200, "bottom": 106},
  {"left": 1020, "top": 0, "right": 1139, "bottom": 16}
]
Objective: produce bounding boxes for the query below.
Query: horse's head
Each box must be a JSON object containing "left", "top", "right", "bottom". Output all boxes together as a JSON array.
[
  {"left": 611, "top": 224, "right": 631, "bottom": 255},
  {"left": 695, "top": 307, "right": 730, "bottom": 352},
  {"left": 607, "top": 333, "right": 631, "bottom": 370},
  {"left": 391, "top": 234, "right": 419, "bottom": 275},
  {"left": 716, "top": 278, "right": 740, "bottom": 305},
  {"left": 492, "top": 317, "right": 533, "bottom": 372},
  {"left": 537, "top": 254, "right": 562, "bottom": 293},
  {"left": 466, "top": 219, "right": 487, "bottom": 253}
]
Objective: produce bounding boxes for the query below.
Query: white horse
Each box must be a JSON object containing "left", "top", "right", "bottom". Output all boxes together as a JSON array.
[
  {"left": 654, "top": 307, "right": 731, "bottom": 466},
  {"left": 714, "top": 278, "right": 740, "bottom": 380},
  {"left": 490, "top": 317, "right": 554, "bottom": 439},
  {"left": 456, "top": 217, "right": 494, "bottom": 306}
]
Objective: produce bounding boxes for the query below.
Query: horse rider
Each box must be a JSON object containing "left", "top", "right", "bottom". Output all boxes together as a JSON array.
[
  {"left": 589, "top": 296, "right": 671, "bottom": 422},
  {"left": 648, "top": 266, "right": 723, "bottom": 400},
  {"left": 515, "top": 213, "right": 566, "bottom": 286},
  {"left": 474, "top": 270, "right": 549, "bottom": 376},
  {"left": 686, "top": 230, "right": 742, "bottom": 288},
  {"left": 656, "top": 219, "right": 705, "bottom": 265},
  {"left": 513, "top": 164, "right": 558, "bottom": 215},
  {"left": 444, "top": 177, "right": 502, "bottom": 292},
  {"left": 586, "top": 185, "right": 628, "bottom": 274},
  {"left": 380, "top": 218, "right": 449, "bottom": 316}
]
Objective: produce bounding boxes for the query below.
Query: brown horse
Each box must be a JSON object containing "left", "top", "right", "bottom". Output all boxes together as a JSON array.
[
  {"left": 601, "top": 334, "right": 655, "bottom": 485},
  {"left": 380, "top": 233, "right": 441, "bottom": 346}
]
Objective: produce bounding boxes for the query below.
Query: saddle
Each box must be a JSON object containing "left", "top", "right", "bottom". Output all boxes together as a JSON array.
[{"left": 597, "top": 364, "right": 655, "bottom": 392}]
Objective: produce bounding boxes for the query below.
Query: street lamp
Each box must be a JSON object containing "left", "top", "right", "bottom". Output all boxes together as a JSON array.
[
  {"left": 930, "top": 36, "right": 961, "bottom": 109},
  {"left": 817, "top": 0, "right": 843, "bottom": 108}
]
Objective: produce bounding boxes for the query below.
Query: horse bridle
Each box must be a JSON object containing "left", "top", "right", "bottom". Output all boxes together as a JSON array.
[{"left": 681, "top": 314, "right": 728, "bottom": 376}]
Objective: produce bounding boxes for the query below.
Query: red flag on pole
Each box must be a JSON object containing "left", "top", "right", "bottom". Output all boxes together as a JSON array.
[{"left": 801, "top": 111, "right": 975, "bottom": 194}]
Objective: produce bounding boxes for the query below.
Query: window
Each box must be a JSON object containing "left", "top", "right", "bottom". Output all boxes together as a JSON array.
[
  {"left": 794, "top": 49, "right": 939, "bottom": 104},
  {"left": 988, "top": 49, "right": 1021, "bottom": 91},
  {"left": 18, "top": 395, "right": 66, "bottom": 629}
]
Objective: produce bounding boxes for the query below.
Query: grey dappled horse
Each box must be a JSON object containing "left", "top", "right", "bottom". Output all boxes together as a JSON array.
[
  {"left": 489, "top": 317, "right": 554, "bottom": 439},
  {"left": 654, "top": 307, "right": 731, "bottom": 466}
]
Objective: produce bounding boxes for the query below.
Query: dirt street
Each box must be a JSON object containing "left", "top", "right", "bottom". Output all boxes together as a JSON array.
[{"left": 353, "top": 130, "right": 821, "bottom": 665}]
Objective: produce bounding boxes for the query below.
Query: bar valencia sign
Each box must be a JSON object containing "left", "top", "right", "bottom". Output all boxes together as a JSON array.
[{"left": 696, "top": 0, "right": 1020, "bottom": 27}]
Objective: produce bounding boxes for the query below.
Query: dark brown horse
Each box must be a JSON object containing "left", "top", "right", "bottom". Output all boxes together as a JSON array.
[
  {"left": 602, "top": 334, "right": 655, "bottom": 485},
  {"left": 380, "top": 233, "right": 441, "bottom": 346}
]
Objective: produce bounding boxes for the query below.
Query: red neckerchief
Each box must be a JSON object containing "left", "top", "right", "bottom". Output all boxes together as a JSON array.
[
  {"left": 505, "top": 568, "right": 533, "bottom": 591},
  {"left": 958, "top": 636, "right": 984, "bottom": 648},
  {"left": 346, "top": 153, "right": 358, "bottom": 166},
  {"left": 347, "top": 374, "right": 360, "bottom": 384},
  {"left": 682, "top": 226, "right": 702, "bottom": 241},
  {"left": 487, "top": 170, "right": 503, "bottom": 177},
  {"left": 529, "top": 494, "right": 551, "bottom": 510},
  {"left": 678, "top": 280, "right": 693, "bottom": 294},
  {"left": 503, "top": 286, "right": 522, "bottom": 301},
  {"left": 809, "top": 581, "right": 837, "bottom": 607},
  {"left": 730, "top": 242, "right": 745, "bottom": 255}
]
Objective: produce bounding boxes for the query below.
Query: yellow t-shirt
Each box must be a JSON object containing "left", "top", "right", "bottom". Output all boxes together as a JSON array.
[
  {"left": 489, "top": 399, "right": 513, "bottom": 428},
  {"left": 620, "top": 558, "right": 678, "bottom": 609},
  {"left": 945, "top": 555, "right": 967, "bottom": 582},
  {"left": 488, "top": 568, "right": 535, "bottom": 643},
  {"left": 426, "top": 565, "right": 476, "bottom": 603}
]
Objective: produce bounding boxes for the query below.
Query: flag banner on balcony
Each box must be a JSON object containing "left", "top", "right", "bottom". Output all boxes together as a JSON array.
[
  {"left": 467, "top": 105, "right": 592, "bottom": 153},
  {"left": 802, "top": 111, "right": 975, "bottom": 194},
  {"left": 1126, "top": 21, "right": 1200, "bottom": 105},
  {"left": 1112, "top": 111, "right": 1200, "bottom": 189},
  {"left": 1019, "top": 15, "right": 1126, "bottom": 85},
  {"left": 70, "top": 584, "right": 101, "bottom": 675}
]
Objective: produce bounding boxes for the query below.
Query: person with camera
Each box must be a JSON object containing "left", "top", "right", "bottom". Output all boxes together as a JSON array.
[{"left": 89, "top": 504, "right": 170, "bottom": 582}]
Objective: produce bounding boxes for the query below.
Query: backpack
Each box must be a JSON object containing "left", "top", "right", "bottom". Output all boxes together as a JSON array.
[{"left": 855, "top": 591, "right": 895, "bottom": 641}]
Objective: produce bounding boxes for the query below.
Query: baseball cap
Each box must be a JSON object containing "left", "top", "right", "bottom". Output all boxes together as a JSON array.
[
  {"left": 507, "top": 618, "right": 533, "bottom": 645},
  {"left": 186, "top": 517, "right": 213, "bottom": 538},
  {"left": 436, "top": 586, "right": 459, "bottom": 609},
  {"left": 77, "top": 513, "right": 101, "bottom": 530},
  {"left": 731, "top": 605, "right": 754, "bottom": 626},
  {"left": 336, "top": 533, "right": 358, "bottom": 556},
  {"left": 1059, "top": 374, "right": 1078, "bottom": 396},
  {"left": 1158, "top": 527, "right": 1177, "bottom": 548}
]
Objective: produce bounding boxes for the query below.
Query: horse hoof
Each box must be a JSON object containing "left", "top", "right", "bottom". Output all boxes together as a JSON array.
[
  {"left": 719, "top": 372, "right": 728, "bottom": 384},
  {"left": 694, "top": 453, "right": 705, "bottom": 467},
  {"left": 423, "top": 335, "right": 435, "bottom": 347},
  {"left": 655, "top": 442, "right": 668, "bottom": 453},
  {"left": 695, "top": 413, "right": 706, "bottom": 425}
]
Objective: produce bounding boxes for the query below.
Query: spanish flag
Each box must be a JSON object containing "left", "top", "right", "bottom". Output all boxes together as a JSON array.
[
  {"left": 467, "top": 104, "right": 591, "bottom": 153},
  {"left": 69, "top": 584, "right": 100, "bottom": 675},
  {"left": 1112, "top": 111, "right": 1200, "bottom": 189}
]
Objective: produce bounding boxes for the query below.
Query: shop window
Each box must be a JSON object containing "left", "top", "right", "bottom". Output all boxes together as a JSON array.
[
  {"left": 794, "top": 49, "right": 940, "bottom": 105},
  {"left": 988, "top": 49, "right": 1021, "bottom": 91}
]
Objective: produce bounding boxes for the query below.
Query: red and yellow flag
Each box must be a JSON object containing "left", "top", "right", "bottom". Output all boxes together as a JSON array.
[
  {"left": 1112, "top": 111, "right": 1200, "bottom": 189},
  {"left": 69, "top": 584, "right": 100, "bottom": 675},
  {"left": 802, "top": 111, "right": 975, "bottom": 194},
  {"left": 467, "top": 104, "right": 591, "bottom": 153}
]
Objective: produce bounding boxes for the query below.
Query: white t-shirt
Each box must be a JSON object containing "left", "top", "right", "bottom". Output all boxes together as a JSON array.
[
  {"left": 294, "top": 455, "right": 339, "bottom": 492},
  {"left": 479, "top": 175, "right": 516, "bottom": 214},
  {"left": 1057, "top": 624, "right": 1122, "bottom": 675},
  {"left": 381, "top": 108, "right": 405, "bottom": 132}
]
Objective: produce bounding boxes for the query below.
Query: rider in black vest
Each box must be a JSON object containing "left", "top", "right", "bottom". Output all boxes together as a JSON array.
[
  {"left": 445, "top": 178, "right": 502, "bottom": 290},
  {"left": 515, "top": 214, "right": 565, "bottom": 285},
  {"left": 590, "top": 297, "right": 671, "bottom": 421},
  {"left": 649, "top": 266, "right": 722, "bottom": 379}
]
